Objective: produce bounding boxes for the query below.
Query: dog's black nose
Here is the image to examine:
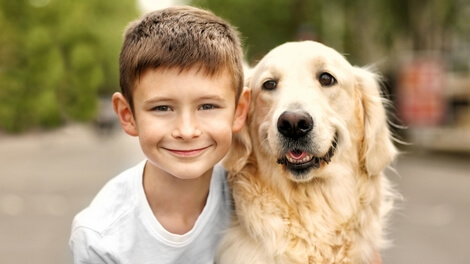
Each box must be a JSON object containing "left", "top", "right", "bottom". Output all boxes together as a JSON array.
[{"left": 277, "top": 111, "right": 313, "bottom": 139}]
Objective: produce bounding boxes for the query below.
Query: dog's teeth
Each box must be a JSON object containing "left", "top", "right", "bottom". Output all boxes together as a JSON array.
[
  {"left": 285, "top": 153, "right": 313, "bottom": 164},
  {"left": 303, "top": 154, "right": 313, "bottom": 163}
]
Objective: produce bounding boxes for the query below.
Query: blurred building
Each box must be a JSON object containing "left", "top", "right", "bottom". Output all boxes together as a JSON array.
[{"left": 396, "top": 54, "right": 470, "bottom": 152}]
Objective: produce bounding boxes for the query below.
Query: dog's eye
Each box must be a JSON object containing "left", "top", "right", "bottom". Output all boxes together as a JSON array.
[
  {"left": 262, "top": 80, "right": 277, "bottom": 90},
  {"left": 319, "top": 73, "right": 336, "bottom": 87}
]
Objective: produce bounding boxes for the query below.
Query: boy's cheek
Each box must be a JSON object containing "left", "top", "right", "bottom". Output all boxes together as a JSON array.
[{"left": 204, "top": 119, "right": 233, "bottom": 132}]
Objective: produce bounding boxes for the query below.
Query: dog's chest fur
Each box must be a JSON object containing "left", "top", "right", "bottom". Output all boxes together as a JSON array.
[{"left": 229, "top": 157, "right": 382, "bottom": 264}]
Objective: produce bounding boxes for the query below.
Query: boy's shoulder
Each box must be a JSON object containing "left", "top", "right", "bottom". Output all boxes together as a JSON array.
[
  {"left": 72, "top": 161, "right": 146, "bottom": 233},
  {"left": 70, "top": 161, "right": 233, "bottom": 262}
]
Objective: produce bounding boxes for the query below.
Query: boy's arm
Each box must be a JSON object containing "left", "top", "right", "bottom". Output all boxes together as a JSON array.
[{"left": 69, "top": 227, "right": 116, "bottom": 264}]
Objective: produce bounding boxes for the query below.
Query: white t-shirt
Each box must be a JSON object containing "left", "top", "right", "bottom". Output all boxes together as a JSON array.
[{"left": 69, "top": 161, "right": 232, "bottom": 264}]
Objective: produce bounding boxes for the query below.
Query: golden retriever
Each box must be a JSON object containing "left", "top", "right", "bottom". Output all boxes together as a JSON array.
[{"left": 217, "top": 41, "right": 398, "bottom": 264}]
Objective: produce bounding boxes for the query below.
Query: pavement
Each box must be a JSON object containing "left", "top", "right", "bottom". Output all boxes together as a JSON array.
[
  {"left": 0, "top": 124, "right": 145, "bottom": 264},
  {"left": 0, "top": 124, "right": 469, "bottom": 263},
  {"left": 382, "top": 148, "right": 470, "bottom": 264}
]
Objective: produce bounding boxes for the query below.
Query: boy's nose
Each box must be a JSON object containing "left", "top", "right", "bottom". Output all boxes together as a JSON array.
[{"left": 171, "top": 113, "right": 202, "bottom": 139}]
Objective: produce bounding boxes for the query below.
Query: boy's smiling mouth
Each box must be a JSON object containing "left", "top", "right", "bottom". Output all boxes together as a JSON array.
[{"left": 164, "top": 146, "right": 211, "bottom": 157}]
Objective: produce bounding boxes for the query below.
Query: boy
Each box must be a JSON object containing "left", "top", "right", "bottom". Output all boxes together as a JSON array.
[{"left": 69, "top": 6, "right": 250, "bottom": 263}]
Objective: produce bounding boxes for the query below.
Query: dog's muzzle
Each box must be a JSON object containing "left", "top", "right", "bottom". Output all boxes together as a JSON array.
[
  {"left": 277, "top": 110, "right": 313, "bottom": 139},
  {"left": 276, "top": 111, "right": 338, "bottom": 176}
]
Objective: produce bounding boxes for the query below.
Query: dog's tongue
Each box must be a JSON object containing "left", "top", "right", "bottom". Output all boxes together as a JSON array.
[{"left": 288, "top": 150, "right": 307, "bottom": 160}]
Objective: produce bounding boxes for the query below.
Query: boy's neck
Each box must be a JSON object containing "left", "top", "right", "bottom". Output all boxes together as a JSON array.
[{"left": 142, "top": 162, "right": 212, "bottom": 235}]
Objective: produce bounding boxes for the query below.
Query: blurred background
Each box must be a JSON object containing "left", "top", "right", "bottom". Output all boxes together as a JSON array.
[{"left": 0, "top": 0, "right": 469, "bottom": 263}]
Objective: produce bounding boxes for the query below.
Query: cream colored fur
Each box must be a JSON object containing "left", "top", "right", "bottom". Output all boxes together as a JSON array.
[{"left": 217, "top": 41, "right": 398, "bottom": 264}]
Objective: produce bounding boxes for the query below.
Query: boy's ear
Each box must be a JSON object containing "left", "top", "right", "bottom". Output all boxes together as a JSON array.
[
  {"left": 112, "top": 92, "right": 138, "bottom": 137},
  {"left": 232, "top": 87, "right": 251, "bottom": 133}
]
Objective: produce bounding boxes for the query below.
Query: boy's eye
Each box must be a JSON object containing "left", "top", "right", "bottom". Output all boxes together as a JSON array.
[
  {"left": 199, "top": 104, "right": 217, "bottom": 110},
  {"left": 152, "top": 105, "right": 172, "bottom": 111}
]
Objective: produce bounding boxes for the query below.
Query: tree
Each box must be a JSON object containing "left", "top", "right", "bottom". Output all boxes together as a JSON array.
[
  {"left": 190, "top": 0, "right": 469, "bottom": 68},
  {"left": 0, "top": 0, "right": 138, "bottom": 132}
]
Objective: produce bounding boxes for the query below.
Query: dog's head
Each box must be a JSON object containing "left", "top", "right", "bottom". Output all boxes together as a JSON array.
[{"left": 224, "top": 41, "right": 396, "bottom": 182}]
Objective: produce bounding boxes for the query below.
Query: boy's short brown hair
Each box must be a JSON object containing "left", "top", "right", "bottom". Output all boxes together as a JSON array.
[{"left": 119, "top": 6, "right": 244, "bottom": 112}]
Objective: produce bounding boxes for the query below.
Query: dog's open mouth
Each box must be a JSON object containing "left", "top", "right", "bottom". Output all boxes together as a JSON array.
[{"left": 277, "top": 133, "right": 338, "bottom": 174}]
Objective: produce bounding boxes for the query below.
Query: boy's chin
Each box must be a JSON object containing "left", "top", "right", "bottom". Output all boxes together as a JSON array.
[{"left": 146, "top": 160, "right": 215, "bottom": 181}]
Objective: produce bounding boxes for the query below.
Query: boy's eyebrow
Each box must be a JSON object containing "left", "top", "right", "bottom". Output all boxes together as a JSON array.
[
  {"left": 143, "top": 95, "right": 227, "bottom": 104},
  {"left": 143, "top": 96, "right": 173, "bottom": 104},
  {"left": 198, "top": 95, "right": 227, "bottom": 101}
]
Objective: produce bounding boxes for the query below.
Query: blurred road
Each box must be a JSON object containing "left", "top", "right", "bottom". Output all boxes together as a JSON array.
[
  {"left": 0, "top": 124, "right": 469, "bottom": 263},
  {"left": 382, "top": 148, "right": 470, "bottom": 264},
  {"left": 0, "top": 124, "right": 145, "bottom": 264}
]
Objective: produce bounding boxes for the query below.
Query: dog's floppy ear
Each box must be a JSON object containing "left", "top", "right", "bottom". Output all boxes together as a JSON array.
[
  {"left": 354, "top": 67, "right": 397, "bottom": 176},
  {"left": 223, "top": 77, "right": 253, "bottom": 174}
]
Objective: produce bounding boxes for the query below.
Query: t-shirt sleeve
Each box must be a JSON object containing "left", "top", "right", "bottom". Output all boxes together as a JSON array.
[{"left": 69, "top": 226, "right": 116, "bottom": 264}]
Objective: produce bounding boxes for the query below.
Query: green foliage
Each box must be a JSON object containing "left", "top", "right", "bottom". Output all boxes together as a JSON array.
[
  {"left": 191, "top": 0, "right": 322, "bottom": 64},
  {"left": 0, "top": 0, "right": 138, "bottom": 133},
  {"left": 190, "top": 0, "right": 468, "bottom": 67}
]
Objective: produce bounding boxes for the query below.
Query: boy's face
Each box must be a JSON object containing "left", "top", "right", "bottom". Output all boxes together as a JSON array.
[{"left": 113, "top": 67, "right": 249, "bottom": 180}]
